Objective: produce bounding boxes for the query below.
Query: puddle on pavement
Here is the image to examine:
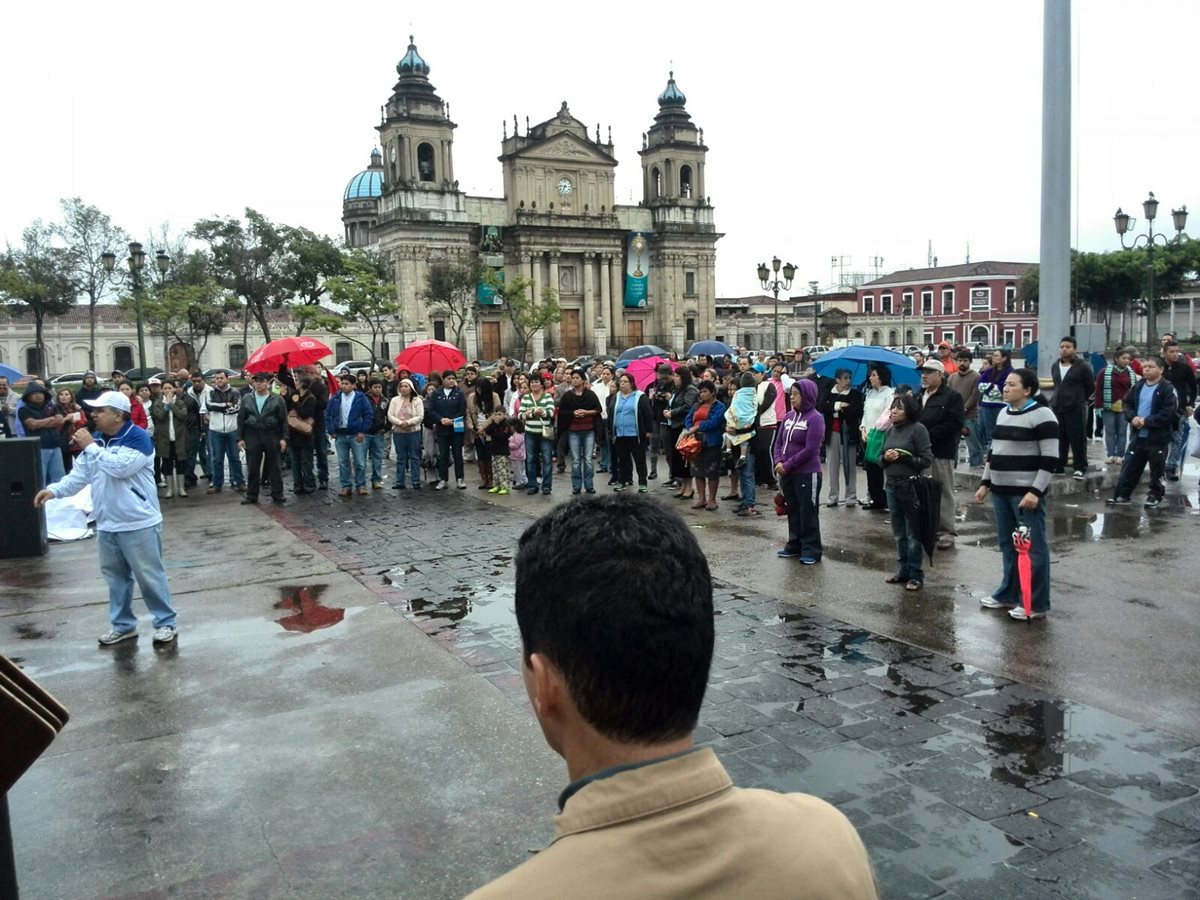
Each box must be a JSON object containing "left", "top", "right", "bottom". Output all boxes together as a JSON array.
[
  {"left": 273, "top": 585, "right": 346, "bottom": 633},
  {"left": 13, "top": 622, "right": 54, "bottom": 640}
]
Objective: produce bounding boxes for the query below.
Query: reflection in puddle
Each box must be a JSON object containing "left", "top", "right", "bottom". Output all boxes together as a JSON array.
[{"left": 273, "top": 585, "right": 345, "bottom": 633}]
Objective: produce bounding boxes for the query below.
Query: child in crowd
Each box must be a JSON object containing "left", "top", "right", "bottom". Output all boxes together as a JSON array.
[
  {"left": 723, "top": 376, "right": 758, "bottom": 469},
  {"left": 485, "top": 408, "right": 513, "bottom": 495},
  {"left": 508, "top": 417, "right": 527, "bottom": 488}
]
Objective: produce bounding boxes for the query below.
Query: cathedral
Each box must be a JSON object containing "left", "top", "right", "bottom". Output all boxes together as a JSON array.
[{"left": 341, "top": 37, "right": 721, "bottom": 361}]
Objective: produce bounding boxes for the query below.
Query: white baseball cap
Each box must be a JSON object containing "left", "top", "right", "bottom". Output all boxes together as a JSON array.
[{"left": 83, "top": 390, "right": 132, "bottom": 413}]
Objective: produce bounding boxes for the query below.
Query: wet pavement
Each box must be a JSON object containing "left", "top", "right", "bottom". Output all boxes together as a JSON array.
[{"left": 3, "top": 446, "right": 1199, "bottom": 898}]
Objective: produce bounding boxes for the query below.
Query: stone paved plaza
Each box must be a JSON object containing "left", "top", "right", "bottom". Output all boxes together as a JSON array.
[{"left": 5, "top": 466, "right": 1200, "bottom": 898}]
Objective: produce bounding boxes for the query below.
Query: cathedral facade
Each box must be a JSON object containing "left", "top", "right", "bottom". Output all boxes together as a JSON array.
[{"left": 342, "top": 38, "right": 721, "bottom": 361}]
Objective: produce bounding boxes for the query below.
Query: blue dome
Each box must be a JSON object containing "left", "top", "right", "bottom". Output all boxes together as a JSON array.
[
  {"left": 658, "top": 71, "right": 686, "bottom": 107},
  {"left": 344, "top": 169, "right": 383, "bottom": 201},
  {"left": 397, "top": 36, "right": 430, "bottom": 76}
]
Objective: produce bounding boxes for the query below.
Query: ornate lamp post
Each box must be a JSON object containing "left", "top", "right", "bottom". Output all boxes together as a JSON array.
[
  {"left": 756, "top": 256, "right": 795, "bottom": 353},
  {"left": 101, "top": 242, "right": 170, "bottom": 373},
  {"left": 1114, "top": 193, "right": 1188, "bottom": 352}
]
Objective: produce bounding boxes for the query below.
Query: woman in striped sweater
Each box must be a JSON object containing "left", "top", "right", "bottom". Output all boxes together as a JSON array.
[{"left": 973, "top": 368, "right": 1059, "bottom": 621}]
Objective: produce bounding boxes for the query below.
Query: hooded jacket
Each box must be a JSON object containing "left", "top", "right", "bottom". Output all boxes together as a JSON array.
[
  {"left": 773, "top": 380, "right": 825, "bottom": 476},
  {"left": 46, "top": 419, "right": 161, "bottom": 532}
]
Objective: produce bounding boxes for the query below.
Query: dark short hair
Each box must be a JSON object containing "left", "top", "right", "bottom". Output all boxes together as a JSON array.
[
  {"left": 834, "top": 368, "right": 852, "bottom": 380},
  {"left": 738, "top": 373, "right": 756, "bottom": 389},
  {"left": 442, "top": 369, "right": 457, "bottom": 379},
  {"left": 890, "top": 392, "right": 921, "bottom": 422},
  {"left": 956, "top": 351, "right": 973, "bottom": 361},
  {"left": 339, "top": 373, "right": 355, "bottom": 383},
  {"left": 1164, "top": 341, "right": 1180, "bottom": 351},
  {"left": 368, "top": 378, "right": 383, "bottom": 388},
  {"left": 869, "top": 365, "right": 893, "bottom": 387},
  {"left": 1011, "top": 367, "right": 1041, "bottom": 397},
  {"left": 1060, "top": 335, "right": 1076, "bottom": 347},
  {"left": 696, "top": 379, "right": 716, "bottom": 395},
  {"left": 1146, "top": 354, "right": 1167, "bottom": 369},
  {"left": 515, "top": 496, "right": 714, "bottom": 742}
]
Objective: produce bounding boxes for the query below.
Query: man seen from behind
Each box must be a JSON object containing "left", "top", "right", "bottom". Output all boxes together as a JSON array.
[{"left": 467, "top": 495, "right": 877, "bottom": 899}]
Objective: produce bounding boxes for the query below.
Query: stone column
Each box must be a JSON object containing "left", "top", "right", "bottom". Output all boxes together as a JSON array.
[
  {"left": 582, "top": 253, "right": 596, "bottom": 352},
  {"left": 697, "top": 161, "right": 706, "bottom": 201},
  {"left": 599, "top": 255, "right": 612, "bottom": 334},
  {"left": 610, "top": 255, "right": 624, "bottom": 346},
  {"left": 593, "top": 325, "right": 607, "bottom": 356},
  {"left": 547, "top": 253, "right": 560, "bottom": 353}
]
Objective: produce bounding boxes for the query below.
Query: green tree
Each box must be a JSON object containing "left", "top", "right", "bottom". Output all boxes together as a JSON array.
[
  {"left": 122, "top": 251, "right": 236, "bottom": 370},
  {"left": 55, "top": 198, "right": 128, "bottom": 371},
  {"left": 191, "top": 209, "right": 289, "bottom": 343},
  {"left": 325, "top": 249, "right": 398, "bottom": 360},
  {"left": 423, "top": 258, "right": 483, "bottom": 348},
  {"left": 281, "top": 226, "right": 345, "bottom": 335},
  {"left": 0, "top": 223, "right": 78, "bottom": 375},
  {"left": 484, "top": 271, "right": 560, "bottom": 362}
]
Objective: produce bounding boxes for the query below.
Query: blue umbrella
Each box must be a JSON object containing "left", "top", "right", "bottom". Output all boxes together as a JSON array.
[
  {"left": 615, "top": 344, "right": 670, "bottom": 364},
  {"left": 686, "top": 340, "right": 735, "bottom": 359},
  {"left": 811, "top": 345, "right": 920, "bottom": 387},
  {"left": 0, "top": 363, "right": 24, "bottom": 382}
]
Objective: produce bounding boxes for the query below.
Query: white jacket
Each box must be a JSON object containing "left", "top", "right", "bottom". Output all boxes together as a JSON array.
[{"left": 48, "top": 421, "right": 162, "bottom": 533}]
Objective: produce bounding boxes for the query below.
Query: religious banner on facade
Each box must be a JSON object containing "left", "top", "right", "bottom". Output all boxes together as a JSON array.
[
  {"left": 477, "top": 267, "right": 504, "bottom": 306},
  {"left": 624, "top": 232, "right": 650, "bottom": 308},
  {"left": 478, "top": 226, "right": 504, "bottom": 305}
]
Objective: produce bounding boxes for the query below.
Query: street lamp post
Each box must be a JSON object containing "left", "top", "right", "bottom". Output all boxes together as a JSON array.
[
  {"left": 1114, "top": 193, "right": 1188, "bottom": 353},
  {"left": 101, "top": 242, "right": 170, "bottom": 373},
  {"left": 756, "top": 256, "right": 796, "bottom": 353}
]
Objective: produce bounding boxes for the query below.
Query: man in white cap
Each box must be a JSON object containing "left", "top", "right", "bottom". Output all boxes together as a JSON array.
[{"left": 34, "top": 390, "right": 179, "bottom": 646}]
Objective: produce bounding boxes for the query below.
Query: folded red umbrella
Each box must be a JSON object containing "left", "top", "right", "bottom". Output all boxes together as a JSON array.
[
  {"left": 395, "top": 339, "right": 466, "bottom": 376},
  {"left": 1013, "top": 522, "right": 1033, "bottom": 621},
  {"left": 245, "top": 336, "right": 332, "bottom": 374}
]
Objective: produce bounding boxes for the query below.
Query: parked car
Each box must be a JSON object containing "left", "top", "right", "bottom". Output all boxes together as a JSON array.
[
  {"left": 329, "top": 360, "right": 376, "bottom": 377},
  {"left": 802, "top": 345, "right": 829, "bottom": 360},
  {"left": 49, "top": 372, "right": 90, "bottom": 385},
  {"left": 123, "top": 367, "right": 167, "bottom": 382}
]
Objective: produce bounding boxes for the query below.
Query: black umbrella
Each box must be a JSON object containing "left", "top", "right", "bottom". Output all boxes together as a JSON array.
[
  {"left": 615, "top": 344, "right": 670, "bottom": 364},
  {"left": 893, "top": 475, "right": 942, "bottom": 561}
]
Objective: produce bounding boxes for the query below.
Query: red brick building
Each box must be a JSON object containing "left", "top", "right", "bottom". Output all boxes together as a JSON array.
[{"left": 857, "top": 261, "right": 1037, "bottom": 349}]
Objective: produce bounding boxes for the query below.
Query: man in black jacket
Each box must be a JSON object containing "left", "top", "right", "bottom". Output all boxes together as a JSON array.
[
  {"left": 427, "top": 369, "right": 467, "bottom": 489},
  {"left": 918, "top": 361, "right": 965, "bottom": 549},
  {"left": 1161, "top": 342, "right": 1196, "bottom": 480},
  {"left": 237, "top": 372, "right": 288, "bottom": 505},
  {"left": 1049, "top": 336, "right": 1095, "bottom": 478},
  {"left": 1108, "top": 355, "right": 1178, "bottom": 509}
]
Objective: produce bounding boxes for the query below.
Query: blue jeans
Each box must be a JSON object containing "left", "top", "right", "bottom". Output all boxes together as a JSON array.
[
  {"left": 568, "top": 430, "right": 596, "bottom": 490},
  {"left": 979, "top": 405, "right": 1002, "bottom": 452},
  {"left": 366, "top": 433, "right": 384, "bottom": 484},
  {"left": 40, "top": 447, "right": 65, "bottom": 488},
  {"left": 989, "top": 492, "right": 1050, "bottom": 613},
  {"left": 335, "top": 434, "right": 367, "bottom": 488},
  {"left": 739, "top": 445, "right": 757, "bottom": 508},
  {"left": 1101, "top": 410, "right": 1128, "bottom": 459},
  {"left": 1166, "top": 416, "right": 1188, "bottom": 472},
  {"left": 99, "top": 524, "right": 177, "bottom": 632},
  {"left": 393, "top": 431, "right": 421, "bottom": 486},
  {"left": 886, "top": 483, "right": 925, "bottom": 584},
  {"left": 525, "top": 433, "right": 554, "bottom": 490},
  {"left": 963, "top": 418, "right": 984, "bottom": 467},
  {"left": 208, "top": 430, "right": 244, "bottom": 488}
]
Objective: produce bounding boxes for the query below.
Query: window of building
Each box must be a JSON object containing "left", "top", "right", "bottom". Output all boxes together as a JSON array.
[
  {"left": 888, "top": 329, "right": 898, "bottom": 345},
  {"left": 921, "top": 290, "right": 933, "bottom": 315},
  {"left": 969, "top": 285, "right": 991, "bottom": 311},
  {"left": 799, "top": 332, "right": 810, "bottom": 346},
  {"left": 380, "top": 341, "right": 390, "bottom": 360},
  {"left": 970, "top": 325, "right": 991, "bottom": 344},
  {"left": 1022, "top": 295, "right": 1034, "bottom": 314},
  {"left": 1021, "top": 328, "right": 1032, "bottom": 346},
  {"left": 901, "top": 291, "right": 913, "bottom": 315},
  {"left": 853, "top": 330, "right": 864, "bottom": 340},
  {"left": 881, "top": 293, "right": 893, "bottom": 315},
  {"left": 113, "top": 345, "right": 134, "bottom": 372},
  {"left": 25, "top": 347, "right": 41, "bottom": 374},
  {"left": 923, "top": 332, "right": 934, "bottom": 346},
  {"left": 679, "top": 165, "right": 693, "bottom": 199},
  {"left": 942, "top": 330, "right": 955, "bottom": 343},
  {"left": 651, "top": 167, "right": 661, "bottom": 199},
  {"left": 686, "top": 317, "right": 696, "bottom": 341},
  {"left": 941, "top": 287, "right": 955, "bottom": 315},
  {"left": 684, "top": 271, "right": 696, "bottom": 296},
  {"left": 870, "top": 330, "right": 881, "bottom": 345},
  {"left": 862, "top": 294, "right": 874, "bottom": 314},
  {"left": 1004, "top": 283, "right": 1017, "bottom": 313},
  {"left": 1003, "top": 329, "right": 1015, "bottom": 347},
  {"left": 335, "top": 341, "right": 353, "bottom": 364},
  {"left": 228, "top": 343, "right": 246, "bottom": 369},
  {"left": 433, "top": 321, "right": 446, "bottom": 342},
  {"left": 417, "top": 142, "right": 436, "bottom": 182}
]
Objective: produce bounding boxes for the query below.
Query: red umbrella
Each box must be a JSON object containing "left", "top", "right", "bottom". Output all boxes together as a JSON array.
[
  {"left": 245, "top": 336, "right": 332, "bottom": 374},
  {"left": 1013, "top": 521, "right": 1033, "bottom": 621},
  {"left": 395, "top": 339, "right": 466, "bottom": 376},
  {"left": 626, "top": 356, "right": 679, "bottom": 391}
]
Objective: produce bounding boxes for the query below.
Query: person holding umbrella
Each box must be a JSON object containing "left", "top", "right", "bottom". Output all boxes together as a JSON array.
[{"left": 974, "top": 368, "right": 1059, "bottom": 620}]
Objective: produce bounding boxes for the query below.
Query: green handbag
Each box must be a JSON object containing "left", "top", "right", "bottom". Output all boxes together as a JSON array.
[{"left": 864, "top": 428, "right": 886, "bottom": 466}]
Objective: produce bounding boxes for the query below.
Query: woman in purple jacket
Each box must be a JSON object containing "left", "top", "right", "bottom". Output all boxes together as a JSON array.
[{"left": 772, "top": 379, "right": 826, "bottom": 564}]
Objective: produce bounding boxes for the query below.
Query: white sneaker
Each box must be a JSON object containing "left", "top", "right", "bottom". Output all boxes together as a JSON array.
[
  {"left": 1008, "top": 607, "right": 1046, "bottom": 621},
  {"left": 152, "top": 626, "right": 178, "bottom": 644},
  {"left": 979, "top": 596, "right": 1016, "bottom": 609},
  {"left": 434, "top": 481, "right": 446, "bottom": 491},
  {"left": 98, "top": 629, "right": 137, "bottom": 646},
  {"left": 456, "top": 478, "right": 466, "bottom": 489}
]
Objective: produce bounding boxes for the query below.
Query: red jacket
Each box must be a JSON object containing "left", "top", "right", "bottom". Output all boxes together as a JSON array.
[{"left": 130, "top": 400, "right": 149, "bottom": 430}]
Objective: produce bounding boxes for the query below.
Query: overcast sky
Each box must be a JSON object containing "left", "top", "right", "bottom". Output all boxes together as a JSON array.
[{"left": 2, "top": 0, "right": 1196, "bottom": 299}]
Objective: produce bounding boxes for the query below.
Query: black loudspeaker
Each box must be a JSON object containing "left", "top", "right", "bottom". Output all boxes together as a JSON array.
[{"left": 0, "top": 438, "right": 48, "bottom": 559}]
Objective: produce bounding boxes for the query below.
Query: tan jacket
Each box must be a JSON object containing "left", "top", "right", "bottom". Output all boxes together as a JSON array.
[{"left": 466, "top": 747, "right": 877, "bottom": 899}]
